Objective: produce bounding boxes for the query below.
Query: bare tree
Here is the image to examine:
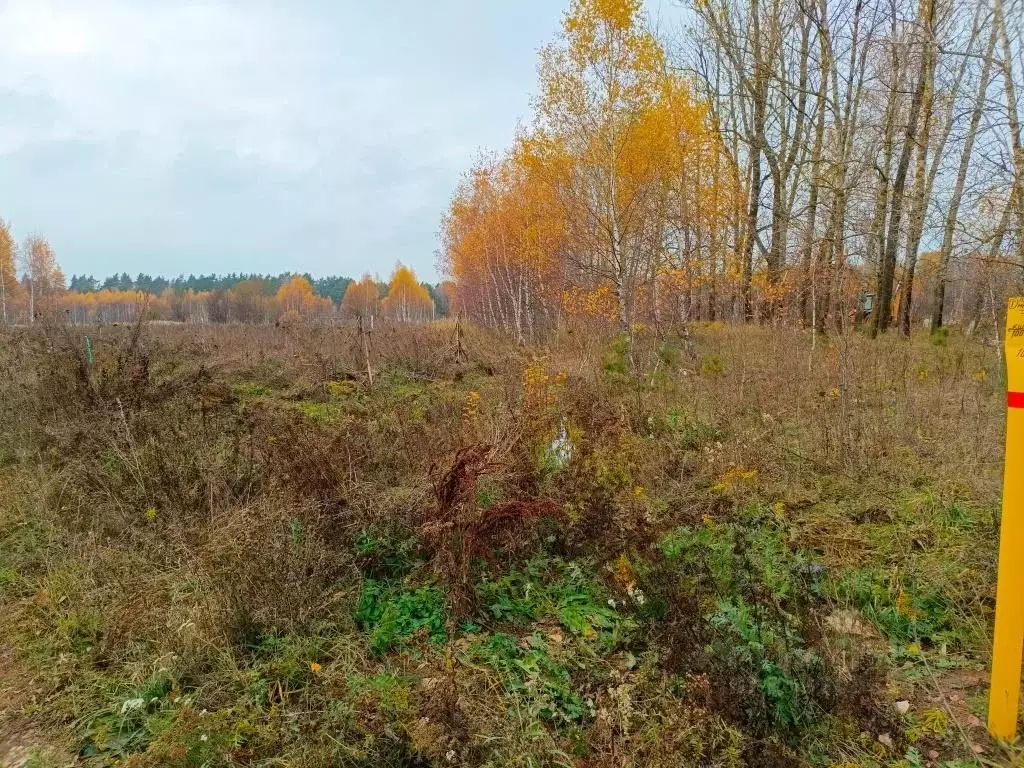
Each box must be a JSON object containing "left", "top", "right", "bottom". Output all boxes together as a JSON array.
[
  {"left": 873, "top": 0, "right": 936, "bottom": 337},
  {"left": 932, "top": 6, "right": 997, "bottom": 330},
  {"left": 670, "top": 0, "right": 1018, "bottom": 335}
]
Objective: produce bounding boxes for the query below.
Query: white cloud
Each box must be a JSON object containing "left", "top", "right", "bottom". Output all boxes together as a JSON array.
[
  {"left": 0, "top": 0, "right": 586, "bottom": 279},
  {"left": 0, "top": 0, "right": 343, "bottom": 167}
]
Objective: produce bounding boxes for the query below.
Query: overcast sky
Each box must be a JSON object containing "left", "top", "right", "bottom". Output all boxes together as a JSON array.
[{"left": 0, "top": 0, "right": 675, "bottom": 282}]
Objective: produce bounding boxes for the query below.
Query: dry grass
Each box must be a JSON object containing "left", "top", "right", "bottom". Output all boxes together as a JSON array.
[{"left": 0, "top": 318, "right": 1015, "bottom": 767}]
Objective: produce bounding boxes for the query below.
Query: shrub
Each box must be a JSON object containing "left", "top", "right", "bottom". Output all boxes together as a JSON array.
[
  {"left": 421, "top": 444, "right": 563, "bottom": 615},
  {"left": 653, "top": 520, "right": 831, "bottom": 733},
  {"left": 700, "top": 354, "right": 725, "bottom": 376},
  {"left": 602, "top": 333, "right": 631, "bottom": 377}
]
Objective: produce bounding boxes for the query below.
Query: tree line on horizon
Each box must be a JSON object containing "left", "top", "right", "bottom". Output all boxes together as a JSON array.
[
  {"left": 0, "top": 221, "right": 448, "bottom": 326},
  {"left": 67, "top": 272, "right": 356, "bottom": 304},
  {"left": 439, "top": 0, "right": 1024, "bottom": 346}
]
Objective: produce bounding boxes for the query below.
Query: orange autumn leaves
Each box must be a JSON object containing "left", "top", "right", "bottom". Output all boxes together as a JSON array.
[
  {"left": 341, "top": 265, "right": 434, "bottom": 323},
  {"left": 59, "top": 265, "right": 435, "bottom": 326},
  {"left": 0, "top": 220, "right": 24, "bottom": 323},
  {"left": 277, "top": 275, "right": 334, "bottom": 317},
  {"left": 0, "top": 226, "right": 64, "bottom": 324},
  {"left": 440, "top": 0, "right": 739, "bottom": 340},
  {"left": 381, "top": 264, "right": 435, "bottom": 323},
  {"left": 64, "top": 277, "right": 334, "bottom": 325},
  {"left": 441, "top": 147, "right": 564, "bottom": 342},
  {"left": 341, "top": 275, "right": 380, "bottom": 321}
]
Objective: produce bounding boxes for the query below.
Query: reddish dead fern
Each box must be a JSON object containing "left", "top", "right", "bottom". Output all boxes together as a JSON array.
[{"left": 422, "top": 444, "right": 562, "bottom": 615}]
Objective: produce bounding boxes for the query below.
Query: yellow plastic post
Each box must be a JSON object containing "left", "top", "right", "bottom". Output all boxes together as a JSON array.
[{"left": 989, "top": 296, "right": 1024, "bottom": 740}]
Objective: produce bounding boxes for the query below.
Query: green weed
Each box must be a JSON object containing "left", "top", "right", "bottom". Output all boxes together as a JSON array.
[
  {"left": 663, "top": 408, "right": 722, "bottom": 449},
  {"left": 232, "top": 381, "right": 272, "bottom": 399},
  {"left": 354, "top": 579, "right": 447, "bottom": 654},
  {"left": 326, "top": 379, "right": 357, "bottom": 398},
  {"left": 477, "top": 557, "right": 636, "bottom": 653},
  {"left": 657, "top": 520, "right": 825, "bottom": 730},
  {"left": 830, "top": 567, "right": 955, "bottom": 646},
  {"left": 354, "top": 525, "right": 423, "bottom": 578},
  {"left": 930, "top": 327, "right": 950, "bottom": 346},
  {"left": 468, "top": 632, "right": 587, "bottom": 724},
  {"left": 708, "top": 598, "right": 820, "bottom": 728},
  {"left": 77, "top": 673, "right": 177, "bottom": 760},
  {"left": 292, "top": 400, "right": 347, "bottom": 424},
  {"left": 349, "top": 672, "right": 415, "bottom": 719},
  {"left": 700, "top": 354, "right": 725, "bottom": 376}
]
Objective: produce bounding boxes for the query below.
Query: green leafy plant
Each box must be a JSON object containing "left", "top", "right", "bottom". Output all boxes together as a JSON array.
[
  {"left": 354, "top": 525, "right": 423, "bottom": 578},
  {"left": 664, "top": 408, "right": 723, "bottom": 449},
  {"left": 468, "top": 632, "right": 587, "bottom": 724},
  {"left": 354, "top": 579, "right": 447, "bottom": 654},
  {"left": 708, "top": 598, "right": 819, "bottom": 728},
  {"left": 657, "top": 521, "right": 825, "bottom": 730},
  {"left": 77, "top": 674, "right": 177, "bottom": 760},
  {"left": 349, "top": 672, "right": 415, "bottom": 719},
  {"left": 232, "top": 381, "right": 272, "bottom": 399},
  {"left": 830, "top": 567, "right": 955, "bottom": 646},
  {"left": 930, "top": 327, "right": 950, "bottom": 346},
  {"left": 477, "top": 556, "right": 635, "bottom": 653},
  {"left": 700, "top": 354, "right": 725, "bottom": 376}
]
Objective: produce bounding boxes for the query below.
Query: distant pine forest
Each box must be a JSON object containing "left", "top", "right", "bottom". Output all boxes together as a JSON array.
[
  {"left": 67, "top": 272, "right": 360, "bottom": 304},
  {"left": 0, "top": 248, "right": 449, "bottom": 324}
]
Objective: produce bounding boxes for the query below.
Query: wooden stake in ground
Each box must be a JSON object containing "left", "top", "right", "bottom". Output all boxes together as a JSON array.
[{"left": 989, "top": 297, "right": 1024, "bottom": 739}]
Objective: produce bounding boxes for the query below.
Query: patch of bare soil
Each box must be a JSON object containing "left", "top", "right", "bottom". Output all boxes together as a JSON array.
[{"left": 0, "top": 647, "right": 74, "bottom": 768}]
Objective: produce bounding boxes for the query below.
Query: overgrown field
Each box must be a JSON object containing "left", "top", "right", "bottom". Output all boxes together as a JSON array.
[{"left": 0, "top": 321, "right": 1016, "bottom": 767}]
